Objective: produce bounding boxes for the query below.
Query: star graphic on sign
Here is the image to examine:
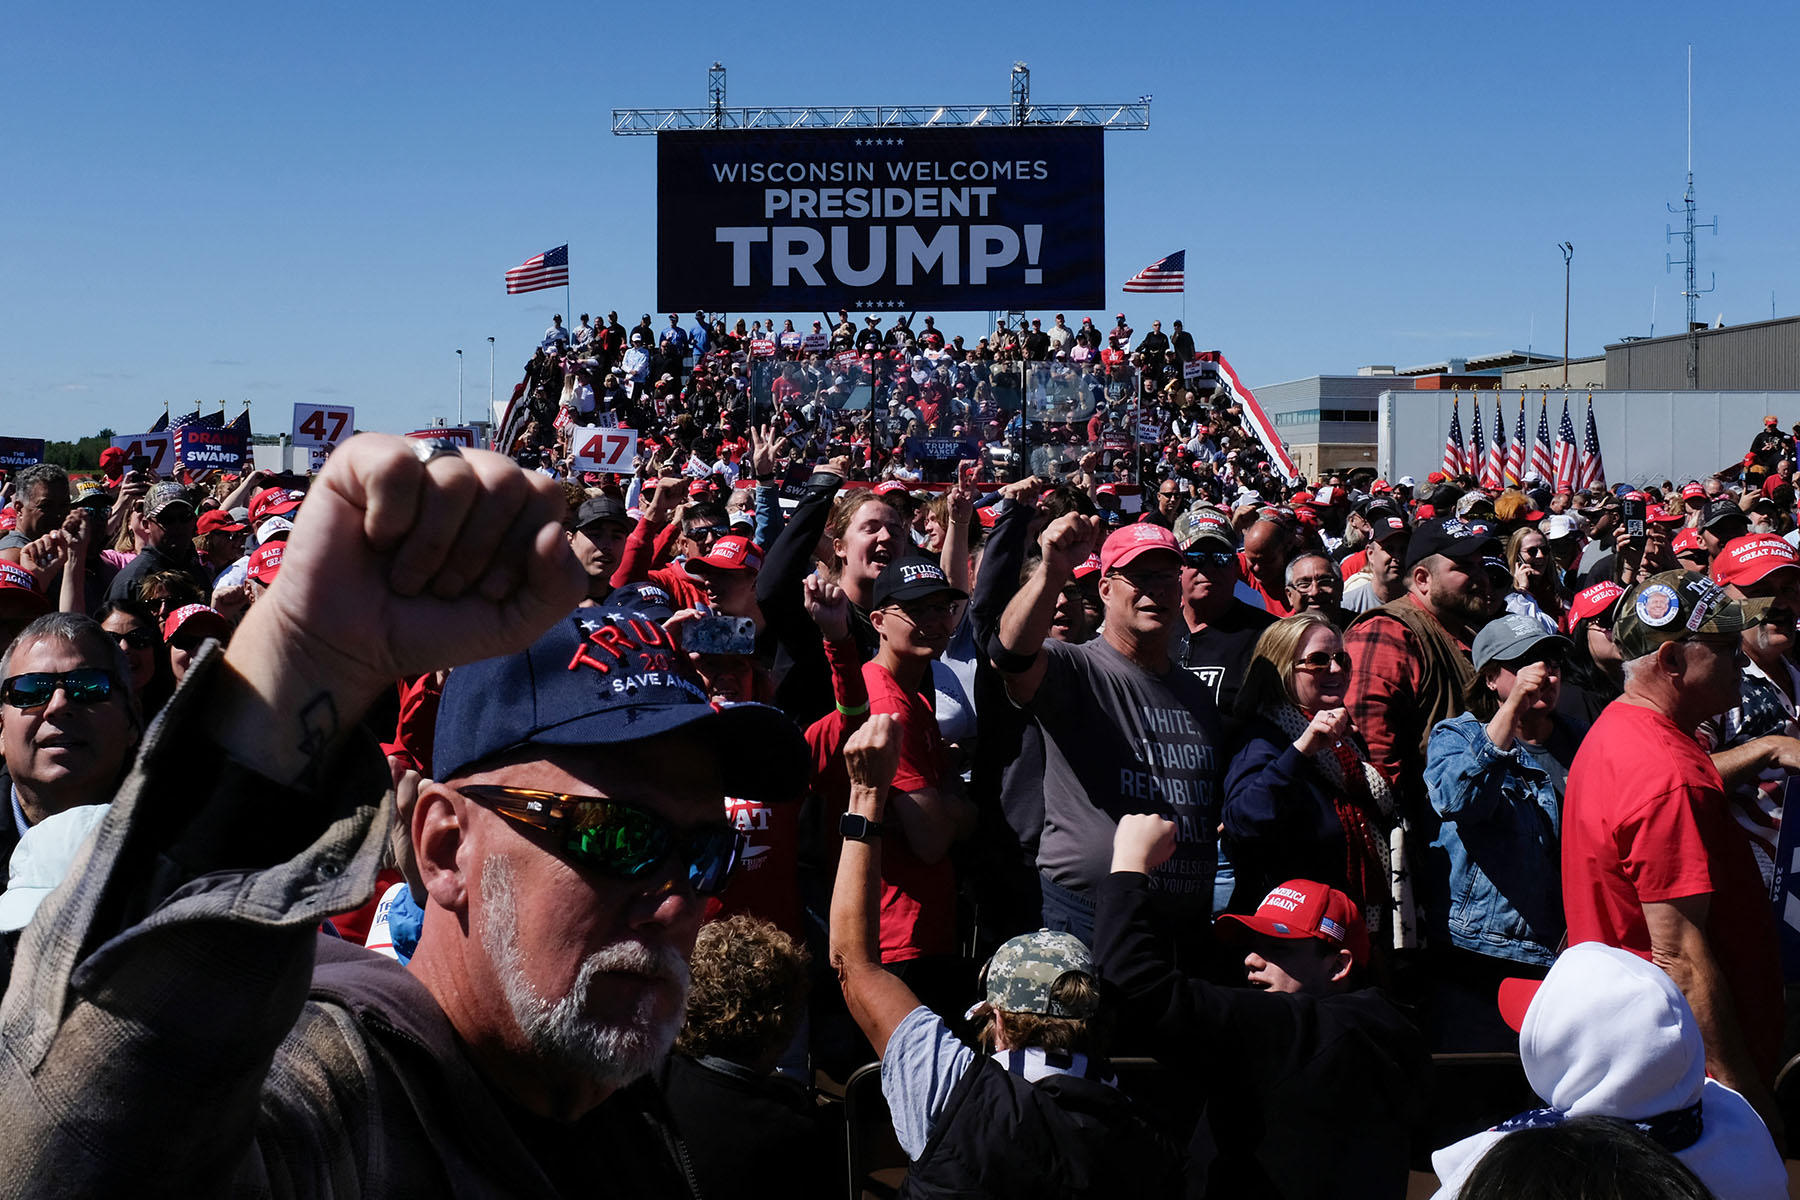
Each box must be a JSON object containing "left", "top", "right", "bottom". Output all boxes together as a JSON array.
[
  {"left": 853, "top": 138, "right": 863, "bottom": 146},
  {"left": 894, "top": 137, "right": 904, "bottom": 145}
]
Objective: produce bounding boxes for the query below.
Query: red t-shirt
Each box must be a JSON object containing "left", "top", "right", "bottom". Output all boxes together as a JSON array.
[
  {"left": 1237, "top": 551, "right": 1292, "bottom": 617},
  {"left": 819, "top": 662, "right": 954, "bottom": 963},
  {"left": 1339, "top": 548, "right": 1368, "bottom": 579},
  {"left": 707, "top": 796, "right": 803, "bottom": 940},
  {"left": 1562, "top": 701, "right": 1783, "bottom": 1076}
]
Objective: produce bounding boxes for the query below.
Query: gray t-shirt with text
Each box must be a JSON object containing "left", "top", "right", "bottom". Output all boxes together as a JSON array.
[{"left": 1030, "top": 636, "right": 1224, "bottom": 914}]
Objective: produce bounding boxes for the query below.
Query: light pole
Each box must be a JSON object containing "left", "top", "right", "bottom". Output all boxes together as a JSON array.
[
  {"left": 487, "top": 337, "right": 496, "bottom": 420},
  {"left": 456, "top": 349, "right": 465, "bottom": 425},
  {"left": 1559, "top": 242, "right": 1574, "bottom": 390}
]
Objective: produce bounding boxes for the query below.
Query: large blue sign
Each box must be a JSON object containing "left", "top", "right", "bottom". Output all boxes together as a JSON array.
[{"left": 657, "top": 127, "right": 1105, "bottom": 312}]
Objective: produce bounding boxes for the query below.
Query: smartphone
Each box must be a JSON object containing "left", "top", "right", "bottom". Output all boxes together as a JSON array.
[
  {"left": 130, "top": 455, "right": 153, "bottom": 474},
  {"left": 1621, "top": 495, "right": 1647, "bottom": 545},
  {"left": 684, "top": 613, "right": 757, "bottom": 656}
]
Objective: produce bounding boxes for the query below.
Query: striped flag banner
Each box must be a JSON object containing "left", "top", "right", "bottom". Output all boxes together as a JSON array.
[
  {"left": 1470, "top": 401, "right": 1486, "bottom": 486},
  {"left": 505, "top": 244, "right": 569, "bottom": 295},
  {"left": 1122, "top": 250, "right": 1185, "bottom": 293},
  {"left": 1443, "top": 394, "right": 1467, "bottom": 477},
  {"left": 1553, "top": 397, "right": 1580, "bottom": 492},
  {"left": 1194, "top": 350, "right": 1299, "bottom": 484},
  {"left": 1482, "top": 398, "right": 1506, "bottom": 491},
  {"left": 1505, "top": 392, "right": 1528, "bottom": 487},
  {"left": 1578, "top": 395, "right": 1606, "bottom": 491},
  {"left": 1530, "top": 395, "right": 1555, "bottom": 484}
]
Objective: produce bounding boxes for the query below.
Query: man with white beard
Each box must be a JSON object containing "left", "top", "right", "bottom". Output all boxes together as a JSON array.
[{"left": 0, "top": 435, "right": 808, "bottom": 1196}]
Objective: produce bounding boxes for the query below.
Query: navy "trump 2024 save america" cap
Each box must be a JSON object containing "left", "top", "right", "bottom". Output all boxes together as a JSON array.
[{"left": 432, "top": 609, "right": 807, "bottom": 804}]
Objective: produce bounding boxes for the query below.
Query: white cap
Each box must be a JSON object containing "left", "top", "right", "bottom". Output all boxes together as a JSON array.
[
  {"left": 256, "top": 515, "right": 295, "bottom": 544},
  {"left": 1397, "top": 475, "right": 1417, "bottom": 489},
  {"left": 0, "top": 804, "right": 111, "bottom": 933},
  {"left": 1542, "top": 514, "right": 1579, "bottom": 540}
]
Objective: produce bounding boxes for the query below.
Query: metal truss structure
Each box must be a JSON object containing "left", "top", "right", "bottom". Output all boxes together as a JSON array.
[{"left": 613, "top": 62, "right": 1151, "bottom": 135}]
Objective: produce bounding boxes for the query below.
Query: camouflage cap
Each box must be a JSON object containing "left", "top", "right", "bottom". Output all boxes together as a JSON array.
[
  {"left": 1172, "top": 504, "right": 1234, "bottom": 553},
  {"left": 982, "top": 929, "right": 1099, "bottom": 1018},
  {"left": 1612, "top": 569, "right": 1756, "bottom": 659}
]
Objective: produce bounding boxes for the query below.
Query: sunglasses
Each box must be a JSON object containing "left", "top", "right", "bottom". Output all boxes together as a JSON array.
[
  {"left": 110, "top": 627, "right": 157, "bottom": 650},
  {"left": 1, "top": 668, "right": 119, "bottom": 711},
  {"left": 684, "top": 526, "right": 728, "bottom": 543},
  {"left": 1294, "top": 651, "right": 1352, "bottom": 672},
  {"left": 458, "top": 785, "right": 744, "bottom": 896},
  {"left": 1182, "top": 549, "right": 1237, "bottom": 569}
]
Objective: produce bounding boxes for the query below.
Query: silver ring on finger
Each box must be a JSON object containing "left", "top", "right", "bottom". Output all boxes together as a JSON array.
[{"left": 412, "top": 437, "right": 465, "bottom": 466}]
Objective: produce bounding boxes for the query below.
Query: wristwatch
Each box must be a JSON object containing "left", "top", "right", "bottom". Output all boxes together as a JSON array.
[{"left": 839, "top": 812, "right": 884, "bottom": 842}]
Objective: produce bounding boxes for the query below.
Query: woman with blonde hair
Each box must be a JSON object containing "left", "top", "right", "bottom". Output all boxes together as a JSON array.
[
  {"left": 1502, "top": 526, "right": 1565, "bottom": 633},
  {"left": 1223, "top": 613, "right": 1402, "bottom": 944}
]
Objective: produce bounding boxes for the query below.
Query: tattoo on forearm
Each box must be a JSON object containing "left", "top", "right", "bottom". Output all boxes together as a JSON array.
[{"left": 296, "top": 691, "right": 340, "bottom": 787}]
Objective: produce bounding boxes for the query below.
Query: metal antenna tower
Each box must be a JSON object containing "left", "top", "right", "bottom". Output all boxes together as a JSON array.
[{"left": 1665, "top": 45, "right": 1717, "bottom": 388}]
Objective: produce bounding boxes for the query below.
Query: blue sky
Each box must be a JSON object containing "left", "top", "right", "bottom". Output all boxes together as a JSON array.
[{"left": 4, "top": 1, "right": 1796, "bottom": 441}]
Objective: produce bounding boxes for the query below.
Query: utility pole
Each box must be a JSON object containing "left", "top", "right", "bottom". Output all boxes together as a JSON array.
[
  {"left": 456, "top": 349, "right": 465, "bottom": 425},
  {"left": 487, "top": 337, "right": 496, "bottom": 419},
  {"left": 1559, "top": 243, "right": 1573, "bottom": 390}
]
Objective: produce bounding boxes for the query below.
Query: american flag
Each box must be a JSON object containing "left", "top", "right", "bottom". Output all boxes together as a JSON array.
[
  {"left": 1469, "top": 401, "right": 1485, "bottom": 484},
  {"left": 228, "top": 406, "right": 251, "bottom": 437},
  {"left": 1530, "top": 397, "right": 1556, "bottom": 484},
  {"left": 1578, "top": 396, "right": 1606, "bottom": 492},
  {"left": 1482, "top": 399, "right": 1507, "bottom": 491},
  {"left": 1553, "top": 397, "right": 1580, "bottom": 492},
  {"left": 1122, "top": 250, "right": 1185, "bottom": 293},
  {"left": 505, "top": 244, "right": 569, "bottom": 295},
  {"left": 170, "top": 408, "right": 223, "bottom": 431},
  {"left": 1442, "top": 395, "right": 1467, "bottom": 477},
  {"left": 1505, "top": 392, "right": 1528, "bottom": 487}
]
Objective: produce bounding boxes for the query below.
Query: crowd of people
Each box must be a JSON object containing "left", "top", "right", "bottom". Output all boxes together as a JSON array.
[
  {"left": 504, "top": 308, "right": 1296, "bottom": 497},
  {"left": 1, "top": 312, "right": 1800, "bottom": 1197}
]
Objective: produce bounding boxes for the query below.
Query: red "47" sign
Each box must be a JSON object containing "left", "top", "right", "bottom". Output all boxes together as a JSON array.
[
  {"left": 109, "top": 433, "right": 173, "bottom": 474},
  {"left": 292, "top": 403, "right": 356, "bottom": 447},
  {"left": 571, "top": 426, "right": 638, "bottom": 475}
]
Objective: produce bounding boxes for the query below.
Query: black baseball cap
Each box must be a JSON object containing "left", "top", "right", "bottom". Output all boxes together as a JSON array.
[
  {"left": 1700, "top": 497, "right": 1750, "bottom": 533},
  {"left": 871, "top": 556, "right": 968, "bottom": 607},
  {"left": 1405, "top": 516, "right": 1500, "bottom": 570},
  {"left": 576, "top": 495, "right": 631, "bottom": 530}
]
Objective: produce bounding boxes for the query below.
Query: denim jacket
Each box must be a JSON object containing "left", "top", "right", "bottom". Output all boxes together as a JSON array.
[{"left": 1423, "top": 711, "right": 1575, "bottom": 966}]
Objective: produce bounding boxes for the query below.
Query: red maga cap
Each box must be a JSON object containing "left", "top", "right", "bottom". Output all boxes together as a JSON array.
[
  {"left": 1568, "top": 580, "right": 1625, "bottom": 626},
  {"left": 688, "top": 534, "right": 763, "bottom": 573},
  {"left": 247, "top": 541, "right": 286, "bottom": 585},
  {"left": 0, "top": 562, "right": 49, "bottom": 615},
  {"left": 1712, "top": 533, "right": 1800, "bottom": 588},
  {"left": 162, "top": 603, "right": 231, "bottom": 643},
  {"left": 248, "top": 487, "right": 303, "bottom": 525},
  {"left": 1215, "top": 879, "right": 1369, "bottom": 967}
]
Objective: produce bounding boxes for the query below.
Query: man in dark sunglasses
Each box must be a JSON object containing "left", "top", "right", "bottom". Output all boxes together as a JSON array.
[
  {"left": 1171, "top": 504, "right": 1274, "bottom": 712},
  {"left": 2, "top": 435, "right": 806, "bottom": 1196},
  {"left": 0, "top": 611, "right": 140, "bottom": 869},
  {"left": 104, "top": 481, "right": 202, "bottom": 606}
]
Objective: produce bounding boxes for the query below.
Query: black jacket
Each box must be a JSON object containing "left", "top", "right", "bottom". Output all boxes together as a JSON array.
[
  {"left": 754, "top": 473, "right": 877, "bottom": 725},
  {"left": 903, "top": 1053, "right": 1181, "bottom": 1199},
  {"left": 1095, "top": 873, "right": 1429, "bottom": 1200},
  {"left": 659, "top": 1054, "right": 838, "bottom": 1199}
]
